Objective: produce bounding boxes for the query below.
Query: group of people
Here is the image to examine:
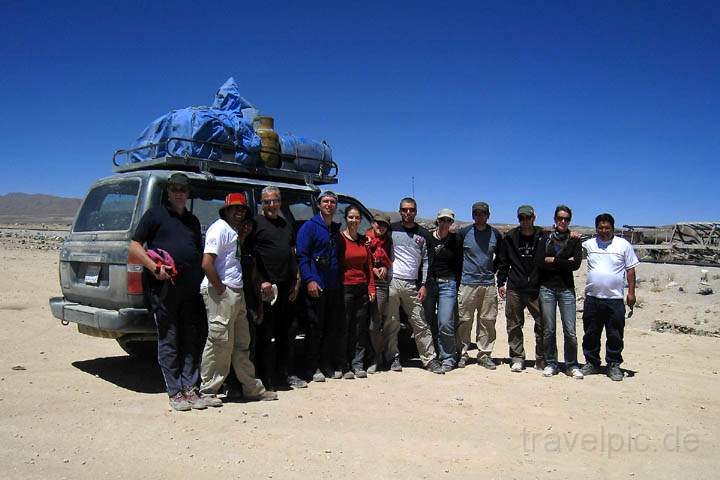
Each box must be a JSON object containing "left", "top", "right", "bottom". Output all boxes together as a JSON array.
[{"left": 130, "top": 173, "right": 639, "bottom": 412}]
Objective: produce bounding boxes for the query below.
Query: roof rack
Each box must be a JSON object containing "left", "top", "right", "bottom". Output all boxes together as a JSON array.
[{"left": 112, "top": 137, "right": 338, "bottom": 186}]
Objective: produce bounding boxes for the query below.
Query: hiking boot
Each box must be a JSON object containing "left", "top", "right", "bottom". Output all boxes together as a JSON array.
[
  {"left": 169, "top": 392, "right": 191, "bottom": 412},
  {"left": 245, "top": 390, "right": 279, "bottom": 402},
  {"left": 390, "top": 357, "right": 403, "bottom": 372},
  {"left": 441, "top": 363, "right": 454, "bottom": 374},
  {"left": 183, "top": 389, "right": 207, "bottom": 410},
  {"left": 332, "top": 370, "right": 343, "bottom": 380},
  {"left": 510, "top": 361, "right": 523, "bottom": 373},
  {"left": 425, "top": 359, "right": 445, "bottom": 375},
  {"left": 456, "top": 356, "right": 469, "bottom": 369},
  {"left": 287, "top": 375, "right": 308, "bottom": 389},
  {"left": 312, "top": 369, "right": 326, "bottom": 383},
  {"left": 607, "top": 363, "right": 624, "bottom": 381},
  {"left": 477, "top": 355, "right": 497, "bottom": 370},
  {"left": 534, "top": 359, "right": 546, "bottom": 371},
  {"left": 569, "top": 367, "right": 584, "bottom": 380},
  {"left": 200, "top": 393, "right": 223, "bottom": 407},
  {"left": 343, "top": 371, "right": 355, "bottom": 380},
  {"left": 543, "top": 365, "right": 557, "bottom": 377},
  {"left": 354, "top": 369, "right": 368, "bottom": 378},
  {"left": 581, "top": 362, "right": 602, "bottom": 376}
]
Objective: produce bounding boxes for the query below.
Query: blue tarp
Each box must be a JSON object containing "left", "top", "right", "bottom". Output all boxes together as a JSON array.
[
  {"left": 279, "top": 135, "right": 333, "bottom": 174},
  {"left": 130, "top": 77, "right": 334, "bottom": 173},
  {"left": 130, "top": 77, "right": 261, "bottom": 165}
]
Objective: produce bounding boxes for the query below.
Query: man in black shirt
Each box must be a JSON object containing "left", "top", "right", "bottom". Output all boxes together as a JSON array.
[
  {"left": 129, "top": 173, "right": 205, "bottom": 411},
  {"left": 249, "top": 186, "right": 306, "bottom": 389},
  {"left": 497, "top": 205, "right": 545, "bottom": 373}
]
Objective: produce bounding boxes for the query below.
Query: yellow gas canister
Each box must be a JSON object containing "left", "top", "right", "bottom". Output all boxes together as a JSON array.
[{"left": 253, "top": 116, "right": 281, "bottom": 167}]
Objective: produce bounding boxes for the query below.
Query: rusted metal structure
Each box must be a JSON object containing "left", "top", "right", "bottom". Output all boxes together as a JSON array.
[{"left": 623, "top": 222, "right": 720, "bottom": 266}]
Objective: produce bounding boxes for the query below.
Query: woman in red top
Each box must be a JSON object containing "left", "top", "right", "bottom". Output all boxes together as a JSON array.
[{"left": 339, "top": 205, "right": 376, "bottom": 379}]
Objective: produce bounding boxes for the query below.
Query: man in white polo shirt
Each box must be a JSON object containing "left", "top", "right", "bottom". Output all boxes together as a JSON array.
[
  {"left": 581, "top": 213, "right": 639, "bottom": 381},
  {"left": 198, "top": 193, "right": 277, "bottom": 405}
]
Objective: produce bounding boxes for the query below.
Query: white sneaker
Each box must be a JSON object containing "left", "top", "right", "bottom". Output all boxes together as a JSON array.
[
  {"left": 570, "top": 367, "right": 584, "bottom": 379},
  {"left": 510, "top": 361, "right": 523, "bottom": 373},
  {"left": 543, "top": 365, "right": 556, "bottom": 377}
]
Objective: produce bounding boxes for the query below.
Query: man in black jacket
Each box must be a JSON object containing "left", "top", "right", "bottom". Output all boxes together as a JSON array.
[{"left": 497, "top": 205, "right": 545, "bottom": 373}]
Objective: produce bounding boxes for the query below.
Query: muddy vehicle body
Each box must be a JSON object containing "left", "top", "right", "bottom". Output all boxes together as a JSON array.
[{"left": 49, "top": 150, "right": 373, "bottom": 356}]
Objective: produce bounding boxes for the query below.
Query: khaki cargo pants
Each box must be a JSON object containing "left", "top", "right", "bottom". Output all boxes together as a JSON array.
[
  {"left": 200, "top": 287, "right": 265, "bottom": 397},
  {"left": 385, "top": 278, "right": 437, "bottom": 366},
  {"left": 456, "top": 284, "right": 498, "bottom": 360}
]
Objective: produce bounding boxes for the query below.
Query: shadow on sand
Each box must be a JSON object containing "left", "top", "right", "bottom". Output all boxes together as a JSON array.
[{"left": 72, "top": 356, "right": 166, "bottom": 394}]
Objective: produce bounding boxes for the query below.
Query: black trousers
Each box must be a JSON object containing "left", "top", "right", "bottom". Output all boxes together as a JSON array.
[
  {"left": 254, "top": 282, "right": 299, "bottom": 386},
  {"left": 147, "top": 273, "right": 204, "bottom": 396},
  {"left": 343, "top": 283, "right": 370, "bottom": 371},
  {"left": 305, "top": 286, "right": 345, "bottom": 373},
  {"left": 582, "top": 296, "right": 626, "bottom": 365}
]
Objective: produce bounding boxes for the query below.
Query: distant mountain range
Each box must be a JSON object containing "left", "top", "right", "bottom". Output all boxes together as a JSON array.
[{"left": 0, "top": 192, "right": 82, "bottom": 223}]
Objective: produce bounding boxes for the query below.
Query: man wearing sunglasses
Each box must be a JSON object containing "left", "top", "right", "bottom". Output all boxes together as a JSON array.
[
  {"left": 385, "top": 197, "right": 445, "bottom": 374},
  {"left": 497, "top": 205, "right": 545, "bottom": 373},
  {"left": 129, "top": 172, "right": 205, "bottom": 411}
]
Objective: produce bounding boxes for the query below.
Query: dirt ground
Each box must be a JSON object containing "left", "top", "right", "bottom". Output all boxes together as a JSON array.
[{"left": 1, "top": 246, "right": 719, "bottom": 480}]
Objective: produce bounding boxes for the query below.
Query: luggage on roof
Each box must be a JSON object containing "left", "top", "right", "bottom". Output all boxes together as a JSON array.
[{"left": 114, "top": 78, "right": 338, "bottom": 185}]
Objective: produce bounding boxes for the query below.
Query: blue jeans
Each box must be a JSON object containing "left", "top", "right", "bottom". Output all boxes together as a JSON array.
[
  {"left": 539, "top": 286, "right": 578, "bottom": 368},
  {"left": 424, "top": 278, "right": 458, "bottom": 367}
]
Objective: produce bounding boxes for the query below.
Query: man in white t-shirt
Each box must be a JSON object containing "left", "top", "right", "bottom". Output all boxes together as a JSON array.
[
  {"left": 581, "top": 213, "right": 639, "bottom": 381},
  {"left": 198, "top": 193, "right": 277, "bottom": 406}
]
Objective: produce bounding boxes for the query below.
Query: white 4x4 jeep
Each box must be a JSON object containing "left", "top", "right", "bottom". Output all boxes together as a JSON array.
[{"left": 49, "top": 147, "right": 373, "bottom": 357}]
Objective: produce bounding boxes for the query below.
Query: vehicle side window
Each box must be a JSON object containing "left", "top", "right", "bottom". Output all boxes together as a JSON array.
[
  {"left": 255, "top": 189, "right": 316, "bottom": 234},
  {"left": 74, "top": 180, "right": 140, "bottom": 232},
  {"left": 335, "top": 199, "right": 372, "bottom": 233}
]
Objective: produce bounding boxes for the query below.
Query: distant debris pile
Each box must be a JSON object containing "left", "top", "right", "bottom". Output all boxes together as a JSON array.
[
  {"left": 0, "top": 226, "right": 67, "bottom": 250},
  {"left": 623, "top": 222, "right": 720, "bottom": 266}
]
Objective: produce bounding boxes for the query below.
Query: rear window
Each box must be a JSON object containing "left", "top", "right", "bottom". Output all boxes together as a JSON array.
[{"left": 74, "top": 180, "right": 140, "bottom": 232}]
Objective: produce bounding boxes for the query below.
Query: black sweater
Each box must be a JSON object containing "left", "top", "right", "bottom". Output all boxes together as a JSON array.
[
  {"left": 497, "top": 226, "right": 544, "bottom": 293},
  {"left": 536, "top": 232, "right": 583, "bottom": 290}
]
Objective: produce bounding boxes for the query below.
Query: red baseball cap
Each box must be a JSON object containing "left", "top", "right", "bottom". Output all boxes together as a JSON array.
[{"left": 219, "top": 192, "right": 251, "bottom": 217}]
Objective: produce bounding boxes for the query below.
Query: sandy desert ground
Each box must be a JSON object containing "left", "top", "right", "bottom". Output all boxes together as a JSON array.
[{"left": 1, "top": 242, "right": 719, "bottom": 480}]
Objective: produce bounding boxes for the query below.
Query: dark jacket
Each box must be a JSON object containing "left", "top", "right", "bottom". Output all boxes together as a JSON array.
[
  {"left": 536, "top": 231, "right": 583, "bottom": 290},
  {"left": 296, "top": 213, "right": 342, "bottom": 290},
  {"left": 497, "top": 226, "right": 544, "bottom": 293}
]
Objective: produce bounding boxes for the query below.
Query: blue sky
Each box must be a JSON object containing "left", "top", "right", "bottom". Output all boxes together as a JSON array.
[{"left": 1, "top": 0, "right": 718, "bottom": 226}]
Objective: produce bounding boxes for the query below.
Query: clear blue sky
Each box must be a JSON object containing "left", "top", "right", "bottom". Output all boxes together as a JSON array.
[{"left": 2, "top": 0, "right": 718, "bottom": 226}]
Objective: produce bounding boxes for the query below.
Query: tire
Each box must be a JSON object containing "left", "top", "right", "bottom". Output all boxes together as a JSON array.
[{"left": 117, "top": 338, "right": 157, "bottom": 360}]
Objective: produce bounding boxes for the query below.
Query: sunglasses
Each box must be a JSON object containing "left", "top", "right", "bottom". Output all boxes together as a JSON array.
[
  {"left": 556, "top": 216, "right": 571, "bottom": 223},
  {"left": 400, "top": 208, "right": 416, "bottom": 212},
  {"left": 518, "top": 215, "right": 533, "bottom": 221},
  {"left": 438, "top": 217, "right": 453, "bottom": 223},
  {"left": 169, "top": 186, "right": 188, "bottom": 193}
]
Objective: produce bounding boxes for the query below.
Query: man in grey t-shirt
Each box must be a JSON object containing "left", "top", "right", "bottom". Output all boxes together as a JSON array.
[{"left": 456, "top": 202, "right": 504, "bottom": 370}]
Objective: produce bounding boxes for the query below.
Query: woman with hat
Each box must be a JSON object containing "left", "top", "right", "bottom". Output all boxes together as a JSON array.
[
  {"left": 364, "top": 213, "right": 393, "bottom": 373},
  {"left": 423, "top": 208, "right": 462, "bottom": 373}
]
